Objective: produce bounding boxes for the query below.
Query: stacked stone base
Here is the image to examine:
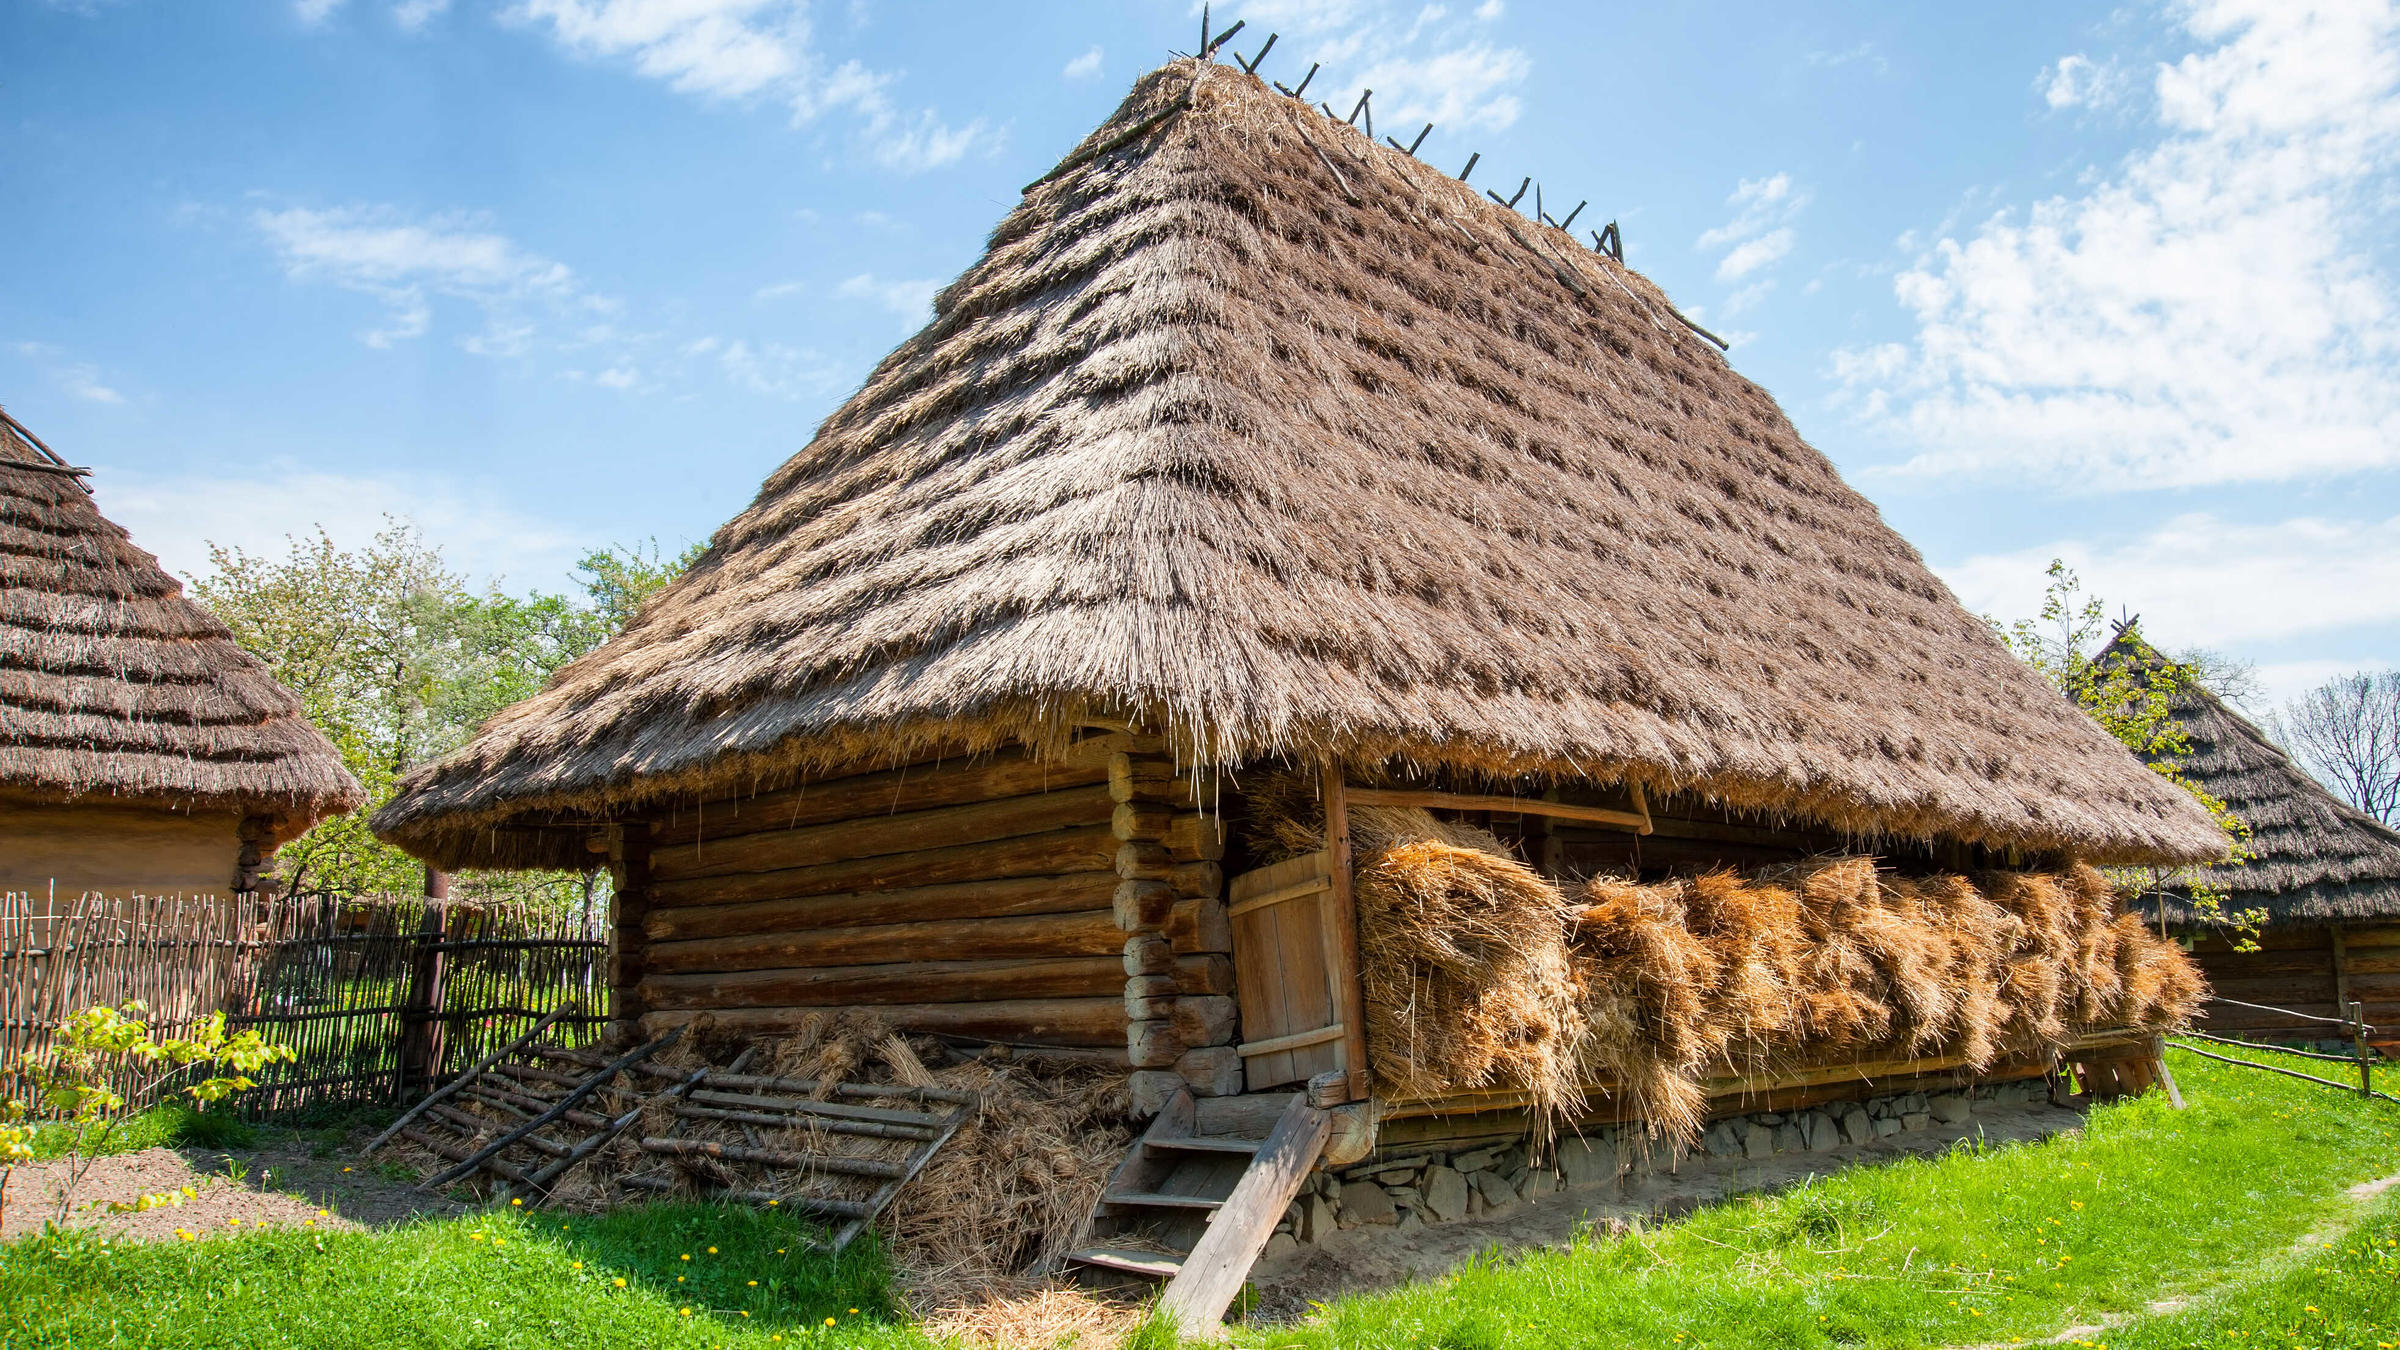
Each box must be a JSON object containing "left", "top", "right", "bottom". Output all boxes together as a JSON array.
[{"left": 1263, "top": 1077, "right": 2055, "bottom": 1256}]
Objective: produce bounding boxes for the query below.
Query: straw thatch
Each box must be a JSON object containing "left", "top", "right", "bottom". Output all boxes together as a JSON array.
[
  {"left": 2106, "top": 633, "right": 2400, "bottom": 926},
  {"left": 0, "top": 409, "right": 360, "bottom": 839},
  {"left": 375, "top": 58, "right": 2225, "bottom": 873},
  {"left": 1574, "top": 860, "right": 2203, "bottom": 1143}
]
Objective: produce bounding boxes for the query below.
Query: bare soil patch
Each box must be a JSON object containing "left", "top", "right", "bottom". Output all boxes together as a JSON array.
[{"left": 3, "top": 1130, "right": 466, "bottom": 1243}]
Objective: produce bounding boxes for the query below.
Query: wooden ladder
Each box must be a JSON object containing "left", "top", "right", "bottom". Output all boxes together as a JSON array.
[{"left": 1067, "top": 1090, "right": 1332, "bottom": 1334}]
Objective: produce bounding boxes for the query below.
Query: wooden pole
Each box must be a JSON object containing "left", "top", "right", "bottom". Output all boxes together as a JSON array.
[
  {"left": 2332, "top": 925, "right": 2352, "bottom": 1023},
  {"left": 2352, "top": 1000, "right": 2372, "bottom": 1097},
  {"left": 1319, "top": 758, "right": 1369, "bottom": 1103},
  {"left": 398, "top": 868, "right": 451, "bottom": 1094}
]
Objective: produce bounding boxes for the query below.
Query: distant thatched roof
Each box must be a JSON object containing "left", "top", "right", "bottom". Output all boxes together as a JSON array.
[
  {"left": 375, "top": 59, "right": 2226, "bottom": 873},
  {"left": 0, "top": 409, "right": 361, "bottom": 842},
  {"left": 2107, "top": 632, "right": 2400, "bottom": 926}
]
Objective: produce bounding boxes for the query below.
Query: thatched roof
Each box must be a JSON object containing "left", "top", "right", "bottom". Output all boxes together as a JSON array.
[
  {"left": 0, "top": 409, "right": 362, "bottom": 842},
  {"left": 2108, "top": 632, "right": 2400, "bottom": 926},
  {"left": 374, "top": 59, "right": 2227, "bottom": 873}
]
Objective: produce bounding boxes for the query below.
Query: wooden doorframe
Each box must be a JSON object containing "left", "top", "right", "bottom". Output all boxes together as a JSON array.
[{"left": 1320, "top": 759, "right": 1372, "bottom": 1102}]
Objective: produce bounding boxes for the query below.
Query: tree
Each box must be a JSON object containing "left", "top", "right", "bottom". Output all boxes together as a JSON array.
[
  {"left": 2278, "top": 671, "right": 2400, "bottom": 826},
  {"left": 1990, "top": 561, "right": 2261, "bottom": 943},
  {"left": 190, "top": 522, "right": 703, "bottom": 902}
]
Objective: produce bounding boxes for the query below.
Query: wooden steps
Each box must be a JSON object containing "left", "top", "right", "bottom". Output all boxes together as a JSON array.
[{"left": 1067, "top": 1089, "right": 1331, "bottom": 1336}]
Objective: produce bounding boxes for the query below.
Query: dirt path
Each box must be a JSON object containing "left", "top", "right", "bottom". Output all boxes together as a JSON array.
[
  {"left": 2, "top": 1130, "right": 467, "bottom": 1243},
  {"left": 1244, "top": 1101, "right": 2088, "bottom": 1322}
]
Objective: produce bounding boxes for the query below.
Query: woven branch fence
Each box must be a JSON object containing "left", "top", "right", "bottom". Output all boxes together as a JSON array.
[{"left": 0, "top": 890, "right": 610, "bottom": 1115}]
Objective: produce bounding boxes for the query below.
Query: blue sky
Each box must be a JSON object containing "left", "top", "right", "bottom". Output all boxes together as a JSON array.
[{"left": 5, "top": 0, "right": 2396, "bottom": 711}]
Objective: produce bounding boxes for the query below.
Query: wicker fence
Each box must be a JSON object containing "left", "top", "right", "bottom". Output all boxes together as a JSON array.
[{"left": 0, "top": 890, "right": 610, "bottom": 1115}]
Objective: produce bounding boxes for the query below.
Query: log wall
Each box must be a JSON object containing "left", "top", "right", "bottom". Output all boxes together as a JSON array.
[
  {"left": 2186, "top": 921, "right": 2400, "bottom": 1049},
  {"left": 619, "top": 733, "right": 1240, "bottom": 1097}
]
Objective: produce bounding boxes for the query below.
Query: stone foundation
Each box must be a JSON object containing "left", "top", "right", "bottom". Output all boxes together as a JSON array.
[{"left": 1269, "top": 1077, "right": 2053, "bottom": 1250}]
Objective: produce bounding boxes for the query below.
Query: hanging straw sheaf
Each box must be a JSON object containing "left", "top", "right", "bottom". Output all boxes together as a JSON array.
[{"left": 1570, "top": 860, "right": 2209, "bottom": 1145}]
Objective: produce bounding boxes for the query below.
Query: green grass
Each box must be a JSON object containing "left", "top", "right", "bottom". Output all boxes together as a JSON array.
[
  {"left": 15, "top": 1101, "right": 256, "bottom": 1162},
  {"left": 1242, "top": 1046, "right": 2400, "bottom": 1350},
  {"left": 4, "top": 1045, "right": 2393, "bottom": 1349},
  {"left": 2107, "top": 1193, "right": 2400, "bottom": 1350},
  {"left": 1, "top": 1202, "right": 928, "bottom": 1349}
]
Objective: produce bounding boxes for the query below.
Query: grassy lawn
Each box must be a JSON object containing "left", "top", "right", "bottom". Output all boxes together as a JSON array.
[
  {"left": 1244, "top": 1046, "right": 2400, "bottom": 1350},
  {"left": 3, "top": 1045, "right": 2393, "bottom": 1348}
]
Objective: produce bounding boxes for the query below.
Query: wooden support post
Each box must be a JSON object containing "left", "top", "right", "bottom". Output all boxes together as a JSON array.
[
  {"left": 1320, "top": 758, "right": 1370, "bottom": 1103},
  {"left": 398, "top": 867, "right": 451, "bottom": 1094},
  {"left": 608, "top": 824, "right": 652, "bottom": 1039},
  {"left": 2332, "top": 925, "right": 2352, "bottom": 1023}
]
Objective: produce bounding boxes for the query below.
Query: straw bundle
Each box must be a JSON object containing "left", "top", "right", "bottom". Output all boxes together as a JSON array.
[
  {"left": 1243, "top": 771, "right": 1587, "bottom": 1129},
  {"left": 1571, "top": 860, "right": 2207, "bottom": 1143}
]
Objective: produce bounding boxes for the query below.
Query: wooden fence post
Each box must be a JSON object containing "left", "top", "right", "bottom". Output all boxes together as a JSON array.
[{"left": 398, "top": 868, "right": 451, "bottom": 1095}]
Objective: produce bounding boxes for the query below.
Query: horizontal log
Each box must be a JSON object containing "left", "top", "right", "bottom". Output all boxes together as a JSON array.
[
  {"left": 2344, "top": 952, "right": 2400, "bottom": 977},
  {"left": 1350, "top": 787, "right": 1649, "bottom": 834},
  {"left": 652, "top": 750, "right": 1111, "bottom": 847},
  {"left": 684, "top": 1088, "right": 945, "bottom": 1129},
  {"left": 673, "top": 1103, "right": 936, "bottom": 1141},
  {"left": 641, "top": 956, "right": 1131, "bottom": 1009},
  {"left": 2338, "top": 924, "right": 2400, "bottom": 950},
  {"left": 2193, "top": 926, "right": 2335, "bottom": 954},
  {"left": 651, "top": 787, "right": 1114, "bottom": 882},
  {"left": 643, "top": 998, "right": 1128, "bottom": 1047},
  {"left": 644, "top": 872, "right": 1118, "bottom": 943},
  {"left": 650, "top": 826, "right": 1121, "bottom": 907},
  {"left": 647, "top": 909, "right": 1121, "bottom": 976},
  {"left": 2194, "top": 951, "right": 2337, "bottom": 978}
]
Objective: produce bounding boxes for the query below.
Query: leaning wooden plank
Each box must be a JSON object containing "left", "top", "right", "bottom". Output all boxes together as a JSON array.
[
  {"left": 637, "top": 1137, "right": 909, "bottom": 1179},
  {"left": 684, "top": 1088, "right": 947, "bottom": 1128},
  {"left": 672, "top": 1103, "right": 936, "bottom": 1142},
  {"left": 1156, "top": 1094, "right": 1333, "bottom": 1336},
  {"left": 419, "top": 1027, "right": 681, "bottom": 1192},
  {"left": 529, "top": 1047, "right": 758, "bottom": 1204},
  {"left": 363, "top": 1000, "right": 578, "bottom": 1155},
  {"left": 828, "top": 1100, "right": 973, "bottom": 1253}
]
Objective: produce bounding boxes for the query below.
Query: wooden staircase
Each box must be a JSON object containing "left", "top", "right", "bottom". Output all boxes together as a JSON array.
[{"left": 1068, "top": 1090, "right": 1332, "bottom": 1333}]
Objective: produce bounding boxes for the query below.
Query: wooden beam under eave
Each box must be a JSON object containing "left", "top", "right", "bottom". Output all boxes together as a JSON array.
[{"left": 1320, "top": 757, "right": 1372, "bottom": 1103}]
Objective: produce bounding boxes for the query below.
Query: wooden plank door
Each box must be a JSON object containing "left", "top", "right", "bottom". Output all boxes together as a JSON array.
[{"left": 1227, "top": 850, "right": 1347, "bottom": 1091}]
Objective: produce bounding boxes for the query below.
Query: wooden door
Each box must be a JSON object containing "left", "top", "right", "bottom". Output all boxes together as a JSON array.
[{"left": 1227, "top": 850, "right": 1349, "bottom": 1091}]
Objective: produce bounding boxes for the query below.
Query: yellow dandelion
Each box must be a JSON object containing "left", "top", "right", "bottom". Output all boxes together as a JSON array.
[
  {"left": 678, "top": 1275, "right": 687, "bottom": 1283},
  {"left": 680, "top": 1307, "right": 692, "bottom": 1317},
  {"left": 848, "top": 1309, "right": 858, "bottom": 1315},
  {"left": 741, "top": 1311, "right": 751, "bottom": 1318},
  {"left": 707, "top": 1246, "right": 717, "bottom": 1254},
  {"left": 572, "top": 1261, "right": 583, "bottom": 1270},
  {"left": 748, "top": 1280, "right": 759, "bottom": 1286},
  {"left": 681, "top": 1253, "right": 692, "bottom": 1261},
  {"left": 317, "top": 1209, "right": 328, "bottom": 1217},
  {"left": 825, "top": 1317, "right": 837, "bottom": 1327},
  {"left": 510, "top": 1198, "right": 522, "bottom": 1206},
  {"left": 614, "top": 1277, "right": 628, "bottom": 1288}
]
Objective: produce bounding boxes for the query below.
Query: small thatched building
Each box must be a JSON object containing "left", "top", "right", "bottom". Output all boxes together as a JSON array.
[
  {"left": 1, "top": 409, "right": 360, "bottom": 896},
  {"left": 375, "top": 60, "right": 2223, "bottom": 1126},
  {"left": 2113, "top": 633, "right": 2400, "bottom": 1048}
]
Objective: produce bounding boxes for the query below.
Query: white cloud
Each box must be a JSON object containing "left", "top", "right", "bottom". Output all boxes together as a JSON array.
[
  {"left": 835, "top": 272, "right": 938, "bottom": 322},
  {"left": 1063, "top": 45, "right": 1103, "bottom": 80},
  {"left": 501, "top": 0, "right": 997, "bottom": 172},
  {"left": 1224, "top": 0, "right": 1532, "bottom": 133},
  {"left": 1939, "top": 512, "right": 2400, "bottom": 653},
  {"left": 1806, "top": 42, "right": 1889, "bottom": 76},
  {"left": 251, "top": 204, "right": 588, "bottom": 351},
  {"left": 14, "top": 342, "right": 125, "bottom": 405},
  {"left": 593, "top": 365, "right": 638, "bottom": 388},
  {"left": 697, "top": 336, "right": 842, "bottom": 399},
  {"left": 294, "top": 0, "right": 345, "bottom": 22},
  {"left": 392, "top": 0, "right": 451, "bottom": 30},
  {"left": 1697, "top": 171, "right": 1808, "bottom": 282},
  {"left": 752, "top": 280, "right": 806, "bottom": 302},
  {"left": 1839, "top": 1, "right": 2400, "bottom": 491},
  {"left": 2041, "top": 53, "right": 2128, "bottom": 110},
  {"left": 93, "top": 465, "right": 583, "bottom": 593}
]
